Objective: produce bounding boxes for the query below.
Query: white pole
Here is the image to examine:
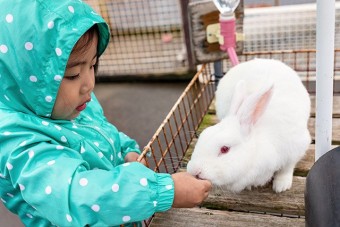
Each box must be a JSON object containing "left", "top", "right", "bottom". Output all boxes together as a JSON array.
[{"left": 315, "top": 0, "right": 335, "bottom": 161}]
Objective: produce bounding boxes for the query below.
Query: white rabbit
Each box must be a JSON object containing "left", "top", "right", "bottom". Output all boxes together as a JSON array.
[{"left": 187, "top": 58, "right": 311, "bottom": 193}]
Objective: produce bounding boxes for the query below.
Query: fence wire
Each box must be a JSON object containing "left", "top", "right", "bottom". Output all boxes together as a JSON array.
[
  {"left": 85, "top": 0, "right": 188, "bottom": 77},
  {"left": 84, "top": 0, "right": 340, "bottom": 78}
]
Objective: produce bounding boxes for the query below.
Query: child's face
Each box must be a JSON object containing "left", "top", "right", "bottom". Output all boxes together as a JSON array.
[{"left": 51, "top": 33, "right": 98, "bottom": 120}]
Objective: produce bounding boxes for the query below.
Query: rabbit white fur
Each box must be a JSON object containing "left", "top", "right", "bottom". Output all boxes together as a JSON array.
[{"left": 187, "top": 58, "right": 311, "bottom": 193}]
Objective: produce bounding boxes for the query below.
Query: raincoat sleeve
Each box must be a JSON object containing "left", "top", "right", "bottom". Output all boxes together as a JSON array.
[
  {"left": 119, "top": 131, "right": 141, "bottom": 158},
  {"left": 0, "top": 132, "right": 174, "bottom": 226}
]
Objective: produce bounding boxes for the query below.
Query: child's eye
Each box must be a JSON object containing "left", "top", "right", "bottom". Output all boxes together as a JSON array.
[{"left": 66, "top": 74, "right": 80, "bottom": 80}]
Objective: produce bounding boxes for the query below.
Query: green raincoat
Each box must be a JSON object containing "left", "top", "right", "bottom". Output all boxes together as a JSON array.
[{"left": 0, "top": 0, "right": 174, "bottom": 226}]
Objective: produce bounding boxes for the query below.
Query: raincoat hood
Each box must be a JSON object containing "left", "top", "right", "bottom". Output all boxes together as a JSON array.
[{"left": 0, "top": 0, "right": 110, "bottom": 117}]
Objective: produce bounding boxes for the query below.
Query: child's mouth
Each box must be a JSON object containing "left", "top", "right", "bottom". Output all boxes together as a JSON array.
[{"left": 76, "top": 103, "right": 87, "bottom": 111}]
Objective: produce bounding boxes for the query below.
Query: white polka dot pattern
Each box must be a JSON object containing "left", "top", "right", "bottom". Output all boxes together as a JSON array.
[
  {"left": 66, "top": 214, "right": 72, "bottom": 222},
  {"left": 28, "top": 150, "right": 34, "bottom": 158},
  {"left": 55, "top": 48, "right": 62, "bottom": 56},
  {"left": 25, "top": 42, "right": 33, "bottom": 51},
  {"left": 79, "top": 178, "right": 88, "bottom": 186},
  {"left": 111, "top": 184, "right": 119, "bottom": 192},
  {"left": 122, "top": 216, "right": 131, "bottom": 222},
  {"left": 6, "top": 163, "right": 13, "bottom": 170},
  {"left": 19, "top": 184, "right": 25, "bottom": 191},
  {"left": 68, "top": 6, "right": 75, "bottom": 13},
  {"left": 45, "top": 186, "right": 52, "bottom": 194},
  {"left": 140, "top": 178, "right": 148, "bottom": 186},
  {"left": 0, "top": 45, "right": 8, "bottom": 53},
  {"left": 54, "top": 75, "right": 62, "bottom": 81},
  {"left": 6, "top": 14, "right": 13, "bottom": 23},
  {"left": 45, "top": 96, "right": 52, "bottom": 102},
  {"left": 30, "top": 75, "right": 38, "bottom": 82},
  {"left": 91, "top": 204, "right": 100, "bottom": 212},
  {"left": 47, "top": 21, "right": 54, "bottom": 29}
]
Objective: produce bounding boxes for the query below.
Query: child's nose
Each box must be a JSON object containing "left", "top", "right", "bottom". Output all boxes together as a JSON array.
[{"left": 81, "top": 72, "right": 95, "bottom": 94}]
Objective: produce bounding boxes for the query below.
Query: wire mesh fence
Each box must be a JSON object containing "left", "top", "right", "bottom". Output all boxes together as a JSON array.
[
  {"left": 83, "top": 0, "right": 340, "bottom": 79},
  {"left": 85, "top": 0, "right": 189, "bottom": 77},
  {"left": 243, "top": 2, "right": 340, "bottom": 53},
  {"left": 138, "top": 63, "right": 215, "bottom": 174}
]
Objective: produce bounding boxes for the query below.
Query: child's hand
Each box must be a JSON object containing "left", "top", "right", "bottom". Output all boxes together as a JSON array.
[
  {"left": 171, "top": 172, "right": 212, "bottom": 208},
  {"left": 124, "top": 152, "right": 147, "bottom": 165}
]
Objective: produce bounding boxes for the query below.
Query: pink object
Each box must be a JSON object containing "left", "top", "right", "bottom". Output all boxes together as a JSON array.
[
  {"left": 219, "top": 15, "right": 239, "bottom": 66},
  {"left": 161, "top": 33, "right": 173, "bottom": 43}
]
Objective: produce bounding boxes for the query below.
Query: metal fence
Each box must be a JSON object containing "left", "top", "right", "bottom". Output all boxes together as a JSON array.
[
  {"left": 85, "top": 0, "right": 189, "bottom": 77},
  {"left": 83, "top": 0, "right": 340, "bottom": 79}
]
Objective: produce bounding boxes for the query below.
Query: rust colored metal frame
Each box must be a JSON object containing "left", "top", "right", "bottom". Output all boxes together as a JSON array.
[{"left": 138, "top": 63, "right": 215, "bottom": 174}]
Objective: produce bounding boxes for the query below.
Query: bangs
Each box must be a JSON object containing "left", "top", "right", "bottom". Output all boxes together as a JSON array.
[{"left": 72, "top": 25, "right": 98, "bottom": 56}]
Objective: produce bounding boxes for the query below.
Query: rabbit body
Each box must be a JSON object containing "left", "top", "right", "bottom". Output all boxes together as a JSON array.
[{"left": 187, "top": 58, "right": 311, "bottom": 193}]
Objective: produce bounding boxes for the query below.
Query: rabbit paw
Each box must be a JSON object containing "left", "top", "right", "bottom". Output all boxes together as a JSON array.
[{"left": 272, "top": 174, "right": 293, "bottom": 193}]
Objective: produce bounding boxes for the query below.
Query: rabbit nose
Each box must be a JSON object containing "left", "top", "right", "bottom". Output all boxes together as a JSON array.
[{"left": 195, "top": 172, "right": 202, "bottom": 179}]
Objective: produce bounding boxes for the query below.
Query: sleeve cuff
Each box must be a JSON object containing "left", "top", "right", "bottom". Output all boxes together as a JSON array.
[{"left": 154, "top": 173, "right": 174, "bottom": 212}]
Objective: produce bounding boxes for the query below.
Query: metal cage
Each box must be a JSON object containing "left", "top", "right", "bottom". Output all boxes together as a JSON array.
[{"left": 84, "top": 0, "right": 190, "bottom": 77}]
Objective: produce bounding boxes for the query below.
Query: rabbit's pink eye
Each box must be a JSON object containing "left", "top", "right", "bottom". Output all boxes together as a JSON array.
[{"left": 220, "top": 146, "right": 230, "bottom": 154}]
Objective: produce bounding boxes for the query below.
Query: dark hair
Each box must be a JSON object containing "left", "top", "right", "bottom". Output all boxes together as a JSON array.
[
  {"left": 72, "top": 25, "right": 98, "bottom": 55},
  {"left": 71, "top": 25, "right": 99, "bottom": 73}
]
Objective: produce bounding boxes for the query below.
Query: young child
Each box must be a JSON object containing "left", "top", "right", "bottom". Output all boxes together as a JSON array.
[{"left": 0, "top": 0, "right": 211, "bottom": 226}]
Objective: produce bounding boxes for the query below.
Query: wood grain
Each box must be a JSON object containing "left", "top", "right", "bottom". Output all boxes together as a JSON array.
[{"left": 150, "top": 207, "right": 304, "bottom": 227}]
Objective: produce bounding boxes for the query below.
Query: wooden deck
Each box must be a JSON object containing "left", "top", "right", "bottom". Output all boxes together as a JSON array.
[{"left": 149, "top": 95, "right": 340, "bottom": 226}]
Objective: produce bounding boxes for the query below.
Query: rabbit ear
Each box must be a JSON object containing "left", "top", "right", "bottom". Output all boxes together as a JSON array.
[
  {"left": 236, "top": 82, "right": 274, "bottom": 135},
  {"left": 229, "top": 80, "right": 247, "bottom": 115}
]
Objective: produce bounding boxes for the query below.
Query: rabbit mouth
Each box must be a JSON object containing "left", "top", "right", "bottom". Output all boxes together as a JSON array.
[{"left": 195, "top": 173, "right": 207, "bottom": 180}]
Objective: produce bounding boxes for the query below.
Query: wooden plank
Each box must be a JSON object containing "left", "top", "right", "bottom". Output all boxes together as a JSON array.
[
  {"left": 188, "top": 0, "right": 244, "bottom": 64},
  {"left": 150, "top": 207, "right": 304, "bottom": 227},
  {"left": 202, "top": 176, "right": 305, "bottom": 216}
]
